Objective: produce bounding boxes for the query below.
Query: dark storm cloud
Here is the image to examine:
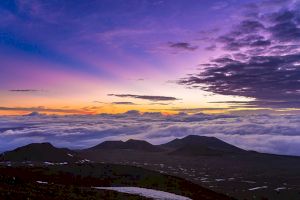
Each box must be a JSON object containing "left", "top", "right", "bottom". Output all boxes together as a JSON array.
[
  {"left": 218, "top": 33, "right": 271, "bottom": 51},
  {"left": 236, "top": 20, "right": 265, "bottom": 34},
  {"left": 271, "top": 10, "right": 295, "bottom": 23},
  {"left": 216, "top": 9, "right": 300, "bottom": 50},
  {"left": 217, "top": 20, "right": 265, "bottom": 44},
  {"left": 168, "top": 42, "right": 198, "bottom": 51},
  {"left": 268, "top": 45, "right": 300, "bottom": 55},
  {"left": 269, "top": 21, "right": 300, "bottom": 42},
  {"left": 108, "top": 94, "right": 179, "bottom": 101},
  {"left": 179, "top": 3, "right": 300, "bottom": 109},
  {"left": 266, "top": 9, "right": 300, "bottom": 42},
  {"left": 179, "top": 54, "right": 300, "bottom": 105},
  {"left": 210, "top": 100, "right": 300, "bottom": 109},
  {"left": 211, "top": 57, "right": 237, "bottom": 64}
]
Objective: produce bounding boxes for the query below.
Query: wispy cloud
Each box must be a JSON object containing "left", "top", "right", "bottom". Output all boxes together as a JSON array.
[
  {"left": 0, "top": 106, "right": 89, "bottom": 114},
  {"left": 9, "top": 89, "right": 41, "bottom": 92},
  {"left": 168, "top": 42, "right": 198, "bottom": 51},
  {"left": 93, "top": 101, "right": 137, "bottom": 105},
  {"left": 112, "top": 102, "right": 137, "bottom": 105},
  {"left": 93, "top": 101, "right": 106, "bottom": 104},
  {"left": 166, "top": 107, "right": 230, "bottom": 113},
  {"left": 149, "top": 102, "right": 171, "bottom": 106},
  {"left": 108, "top": 94, "right": 180, "bottom": 101}
]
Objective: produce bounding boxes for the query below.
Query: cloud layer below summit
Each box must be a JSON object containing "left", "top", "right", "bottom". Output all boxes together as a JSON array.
[{"left": 1, "top": 112, "right": 300, "bottom": 156}]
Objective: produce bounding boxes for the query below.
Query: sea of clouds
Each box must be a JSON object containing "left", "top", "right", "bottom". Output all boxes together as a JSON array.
[{"left": 1, "top": 111, "right": 300, "bottom": 156}]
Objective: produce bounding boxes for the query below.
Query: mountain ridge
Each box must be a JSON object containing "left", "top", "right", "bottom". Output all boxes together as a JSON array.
[
  {"left": 161, "top": 135, "right": 246, "bottom": 156},
  {"left": 2, "top": 135, "right": 294, "bottom": 163},
  {"left": 0, "top": 142, "right": 79, "bottom": 162},
  {"left": 87, "top": 139, "right": 162, "bottom": 152}
]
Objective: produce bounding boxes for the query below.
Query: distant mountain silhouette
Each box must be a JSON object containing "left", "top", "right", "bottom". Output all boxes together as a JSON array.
[
  {"left": 86, "top": 135, "right": 245, "bottom": 156},
  {"left": 0, "top": 135, "right": 248, "bottom": 163},
  {"left": 161, "top": 135, "right": 245, "bottom": 156},
  {"left": 0, "top": 143, "right": 78, "bottom": 162},
  {"left": 23, "top": 112, "right": 44, "bottom": 117},
  {"left": 88, "top": 139, "right": 162, "bottom": 152}
]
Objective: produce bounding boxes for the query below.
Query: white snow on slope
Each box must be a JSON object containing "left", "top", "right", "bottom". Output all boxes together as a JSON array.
[
  {"left": 93, "top": 186, "right": 192, "bottom": 200},
  {"left": 36, "top": 180, "right": 48, "bottom": 184},
  {"left": 275, "top": 187, "right": 287, "bottom": 192},
  {"left": 248, "top": 186, "right": 268, "bottom": 191}
]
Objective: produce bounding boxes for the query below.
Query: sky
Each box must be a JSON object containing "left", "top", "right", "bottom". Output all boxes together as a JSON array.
[
  {"left": 1, "top": 0, "right": 299, "bottom": 115},
  {"left": 1, "top": 0, "right": 300, "bottom": 155}
]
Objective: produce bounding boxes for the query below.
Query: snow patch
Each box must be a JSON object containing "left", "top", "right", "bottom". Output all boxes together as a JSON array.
[
  {"left": 57, "top": 162, "right": 68, "bottom": 165},
  {"left": 93, "top": 186, "right": 192, "bottom": 200},
  {"left": 248, "top": 186, "right": 268, "bottom": 191},
  {"left": 43, "top": 162, "right": 54, "bottom": 165},
  {"left": 36, "top": 181, "right": 48, "bottom": 184},
  {"left": 77, "top": 159, "right": 91, "bottom": 164},
  {"left": 43, "top": 161, "right": 68, "bottom": 165},
  {"left": 275, "top": 187, "right": 287, "bottom": 192},
  {"left": 242, "top": 180, "right": 256, "bottom": 184}
]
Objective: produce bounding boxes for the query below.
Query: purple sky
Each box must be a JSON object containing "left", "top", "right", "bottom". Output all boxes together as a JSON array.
[{"left": 1, "top": 0, "right": 300, "bottom": 115}]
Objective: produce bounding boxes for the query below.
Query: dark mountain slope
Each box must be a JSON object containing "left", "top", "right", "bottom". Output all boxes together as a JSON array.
[
  {"left": 0, "top": 143, "right": 78, "bottom": 162},
  {"left": 0, "top": 163, "right": 234, "bottom": 200},
  {"left": 161, "top": 135, "right": 245, "bottom": 156},
  {"left": 75, "top": 135, "right": 300, "bottom": 200}
]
